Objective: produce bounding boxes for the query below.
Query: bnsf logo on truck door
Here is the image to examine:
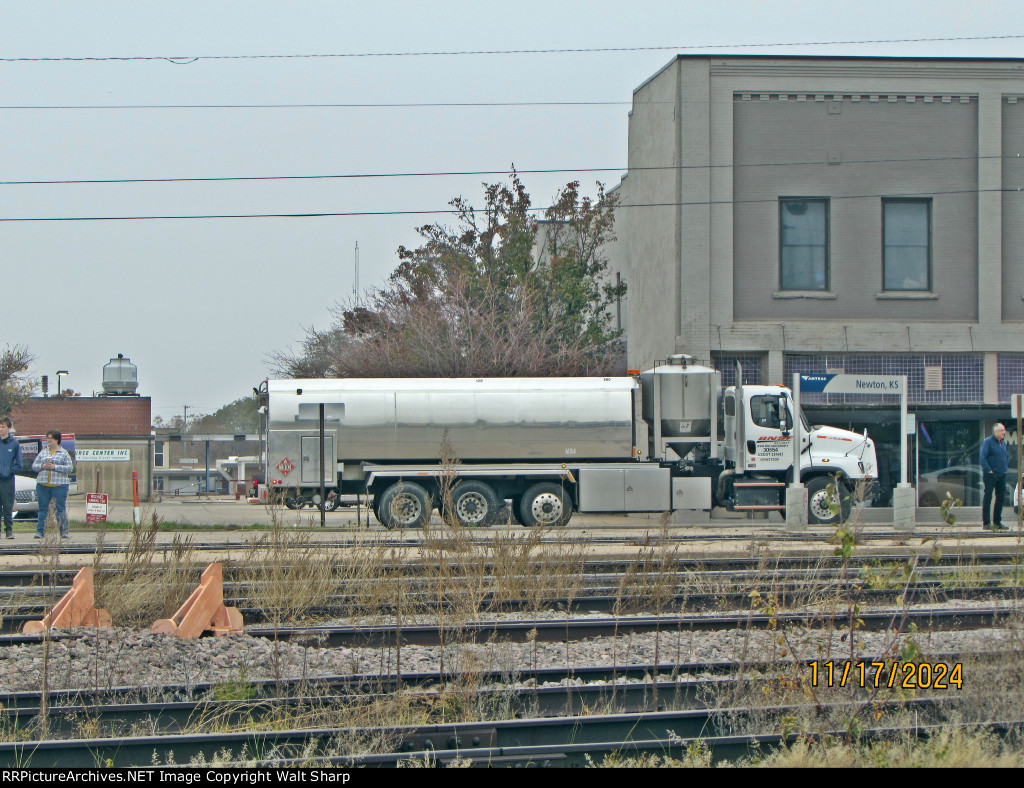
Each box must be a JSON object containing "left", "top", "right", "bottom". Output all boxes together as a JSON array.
[{"left": 755, "top": 436, "right": 791, "bottom": 459}]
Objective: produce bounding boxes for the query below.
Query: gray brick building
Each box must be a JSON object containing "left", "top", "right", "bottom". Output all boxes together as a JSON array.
[{"left": 611, "top": 56, "right": 1024, "bottom": 504}]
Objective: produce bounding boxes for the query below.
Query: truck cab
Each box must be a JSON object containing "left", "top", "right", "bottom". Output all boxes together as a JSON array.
[{"left": 724, "top": 381, "right": 877, "bottom": 523}]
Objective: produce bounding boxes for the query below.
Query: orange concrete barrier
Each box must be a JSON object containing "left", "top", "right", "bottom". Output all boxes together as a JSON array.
[
  {"left": 151, "top": 562, "right": 243, "bottom": 638},
  {"left": 23, "top": 567, "right": 112, "bottom": 633}
]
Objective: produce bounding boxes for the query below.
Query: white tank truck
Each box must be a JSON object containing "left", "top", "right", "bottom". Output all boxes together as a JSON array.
[{"left": 262, "top": 355, "right": 878, "bottom": 527}]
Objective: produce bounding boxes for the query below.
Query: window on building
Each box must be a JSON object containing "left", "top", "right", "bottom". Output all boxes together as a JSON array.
[
  {"left": 154, "top": 441, "right": 164, "bottom": 467},
  {"left": 883, "top": 199, "right": 931, "bottom": 291},
  {"left": 779, "top": 198, "right": 829, "bottom": 290}
]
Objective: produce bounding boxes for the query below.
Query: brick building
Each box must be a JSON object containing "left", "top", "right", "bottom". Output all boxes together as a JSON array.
[{"left": 10, "top": 396, "right": 153, "bottom": 501}]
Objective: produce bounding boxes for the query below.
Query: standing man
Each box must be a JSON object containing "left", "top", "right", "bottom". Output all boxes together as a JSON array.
[
  {"left": 32, "top": 430, "right": 73, "bottom": 539},
  {"left": 980, "top": 423, "right": 1009, "bottom": 532},
  {"left": 0, "top": 417, "right": 23, "bottom": 539}
]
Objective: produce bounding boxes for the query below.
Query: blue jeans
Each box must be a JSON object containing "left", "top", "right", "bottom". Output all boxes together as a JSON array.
[{"left": 36, "top": 484, "right": 69, "bottom": 537}]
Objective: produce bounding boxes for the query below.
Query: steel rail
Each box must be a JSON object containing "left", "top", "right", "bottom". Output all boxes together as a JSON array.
[
  {"left": 0, "top": 696, "right": 959, "bottom": 768},
  {"left": 2, "top": 583, "right": 1019, "bottom": 634},
  {"left": 2, "top": 603, "right": 1008, "bottom": 649},
  {"left": 1, "top": 552, "right": 1021, "bottom": 588},
  {"left": 0, "top": 525, "right": 1019, "bottom": 556}
]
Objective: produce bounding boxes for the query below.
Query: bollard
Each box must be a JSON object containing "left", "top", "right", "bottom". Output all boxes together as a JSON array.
[{"left": 131, "top": 470, "right": 140, "bottom": 525}]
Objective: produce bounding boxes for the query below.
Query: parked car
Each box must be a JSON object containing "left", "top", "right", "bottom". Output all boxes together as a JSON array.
[
  {"left": 13, "top": 474, "right": 37, "bottom": 518},
  {"left": 917, "top": 465, "right": 1014, "bottom": 507}
]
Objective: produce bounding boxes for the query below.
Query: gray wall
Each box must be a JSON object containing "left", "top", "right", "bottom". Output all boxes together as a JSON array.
[
  {"left": 732, "top": 96, "right": 978, "bottom": 321},
  {"left": 617, "top": 57, "right": 1024, "bottom": 398},
  {"left": 1003, "top": 100, "right": 1024, "bottom": 322}
]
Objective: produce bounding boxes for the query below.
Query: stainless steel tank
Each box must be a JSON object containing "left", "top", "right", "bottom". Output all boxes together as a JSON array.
[
  {"left": 640, "top": 355, "right": 718, "bottom": 440},
  {"left": 268, "top": 377, "right": 637, "bottom": 462}
]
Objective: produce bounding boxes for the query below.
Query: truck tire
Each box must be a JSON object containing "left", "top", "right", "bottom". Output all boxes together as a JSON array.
[
  {"left": 377, "top": 482, "right": 432, "bottom": 529},
  {"left": 317, "top": 492, "right": 341, "bottom": 512},
  {"left": 507, "top": 496, "right": 524, "bottom": 526},
  {"left": 806, "top": 476, "right": 850, "bottom": 525},
  {"left": 519, "top": 483, "right": 572, "bottom": 528},
  {"left": 284, "top": 494, "right": 306, "bottom": 510},
  {"left": 447, "top": 481, "right": 501, "bottom": 527}
]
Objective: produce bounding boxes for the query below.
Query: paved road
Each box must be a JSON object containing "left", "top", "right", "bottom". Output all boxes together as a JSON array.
[{"left": 11, "top": 493, "right": 1016, "bottom": 531}]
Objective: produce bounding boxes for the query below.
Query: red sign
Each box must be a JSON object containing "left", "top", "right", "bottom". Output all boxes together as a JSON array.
[
  {"left": 86, "top": 493, "right": 108, "bottom": 524},
  {"left": 276, "top": 458, "right": 295, "bottom": 476}
]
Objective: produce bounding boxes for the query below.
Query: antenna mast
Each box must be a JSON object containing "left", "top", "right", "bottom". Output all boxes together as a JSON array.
[{"left": 353, "top": 242, "right": 360, "bottom": 305}]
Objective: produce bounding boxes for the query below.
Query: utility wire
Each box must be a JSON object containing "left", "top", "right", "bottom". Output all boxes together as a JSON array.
[
  {"left": 0, "top": 154, "right": 1016, "bottom": 188},
  {"left": 0, "top": 101, "right": 631, "bottom": 109},
  {"left": 0, "top": 188, "right": 1015, "bottom": 223},
  {"left": 1, "top": 34, "right": 1022, "bottom": 62}
]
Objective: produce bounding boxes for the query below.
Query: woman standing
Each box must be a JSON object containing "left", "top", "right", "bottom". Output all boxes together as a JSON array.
[{"left": 32, "top": 431, "right": 73, "bottom": 539}]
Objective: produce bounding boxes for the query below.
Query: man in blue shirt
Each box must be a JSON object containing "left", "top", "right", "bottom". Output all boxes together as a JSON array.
[
  {"left": 0, "top": 417, "right": 23, "bottom": 539},
  {"left": 980, "top": 423, "right": 1009, "bottom": 532}
]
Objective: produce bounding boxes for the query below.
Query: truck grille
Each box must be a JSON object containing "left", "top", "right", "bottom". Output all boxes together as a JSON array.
[{"left": 15, "top": 490, "right": 36, "bottom": 503}]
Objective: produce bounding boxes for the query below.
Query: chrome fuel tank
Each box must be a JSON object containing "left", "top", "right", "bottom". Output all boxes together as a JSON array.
[{"left": 268, "top": 377, "right": 637, "bottom": 462}]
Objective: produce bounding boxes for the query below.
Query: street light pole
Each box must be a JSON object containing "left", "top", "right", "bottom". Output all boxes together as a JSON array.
[{"left": 56, "top": 370, "right": 69, "bottom": 397}]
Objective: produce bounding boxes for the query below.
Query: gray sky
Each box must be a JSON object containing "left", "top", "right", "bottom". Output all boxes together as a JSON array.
[{"left": 0, "top": 0, "right": 1020, "bottom": 422}]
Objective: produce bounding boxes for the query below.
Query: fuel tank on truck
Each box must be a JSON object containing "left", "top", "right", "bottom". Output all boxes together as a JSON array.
[
  {"left": 640, "top": 355, "right": 719, "bottom": 442},
  {"left": 268, "top": 377, "right": 637, "bottom": 463}
]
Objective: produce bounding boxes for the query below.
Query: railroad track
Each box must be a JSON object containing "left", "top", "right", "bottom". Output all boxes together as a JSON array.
[
  {"left": 3, "top": 551, "right": 1024, "bottom": 588},
  {"left": 0, "top": 523, "right": 1019, "bottom": 557},
  {"left": 1, "top": 584, "right": 1019, "bottom": 633},
  {"left": 0, "top": 603, "right": 1014, "bottom": 649},
  {"left": 0, "top": 695, "right": 966, "bottom": 768},
  {"left": 4, "top": 647, "right": 997, "bottom": 740}
]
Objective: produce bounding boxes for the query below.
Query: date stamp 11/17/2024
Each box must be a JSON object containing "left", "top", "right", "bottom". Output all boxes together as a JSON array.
[{"left": 810, "top": 661, "right": 963, "bottom": 690}]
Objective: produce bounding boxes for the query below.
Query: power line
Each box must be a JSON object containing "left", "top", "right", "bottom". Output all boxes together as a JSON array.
[
  {"left": 1, "top": 34, "right": 1022, "bottom": 63},
  {"left": 0, "top": 153, "right": 1015, "bottom": 188},
  {"left": 0, "top": 187, "right": 1014, "bottom": 223},
  {"left": 0, "top": 101, "right": 630, "bottom": 110}
]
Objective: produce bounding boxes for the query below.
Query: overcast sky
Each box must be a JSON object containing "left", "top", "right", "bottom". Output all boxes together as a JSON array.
[{"left": 0, "top": 1, "right": 1020, "bottom": 422}]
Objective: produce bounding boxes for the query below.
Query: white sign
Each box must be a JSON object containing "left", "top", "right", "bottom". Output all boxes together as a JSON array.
[
  {"left": 799, "top": 374, "right": 905, "bottom": 394},
  {"left": 76, "top": 449, "right": 131, "bottom": 461}
]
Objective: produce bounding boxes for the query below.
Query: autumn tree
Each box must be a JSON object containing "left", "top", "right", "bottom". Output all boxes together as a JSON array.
[
  {"left": 0, "top": 345, "right": 35, "bottom": 415},
  {"left": 272, "top": 173, "right": 625, "bottom": 378},
  {"left": 191, "top": 395, "right": 260, "bottom": 434}
]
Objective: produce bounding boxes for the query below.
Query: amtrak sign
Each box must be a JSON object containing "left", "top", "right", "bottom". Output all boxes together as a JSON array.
[
  {"left": 792, "top": 371, "right": 910, "bottom": 505},
  {"left": 799, "top": 374, "right": 904, "bottom": 394}
]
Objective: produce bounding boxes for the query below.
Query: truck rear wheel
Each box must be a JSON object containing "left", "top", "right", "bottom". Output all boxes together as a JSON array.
[
  {"left": 377, "top": 482, "right": 432, "bottom": 529},
  {"left": 806, "top": 476, "right": 850, "bottom": 525},
  {"left": 519, "top": 483, "right": 572, "bottom": 528},
  {"left": 447, "top": 481, "right": 501, "bottom": 527}
]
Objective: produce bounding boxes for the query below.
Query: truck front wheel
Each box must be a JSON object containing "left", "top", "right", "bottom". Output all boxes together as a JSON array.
[
  {"left": 519, "top": 483, "right": 572, "bottom": 528},
  {"left": 377, "top": 482, "right": 432, "bottom": 529},
  {"left": 806, "top": 476, "right": 850, "bottom": 525}
]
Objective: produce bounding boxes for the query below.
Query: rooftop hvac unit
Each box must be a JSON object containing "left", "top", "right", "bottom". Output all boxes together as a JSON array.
[{"left": 101, "top": 354, "right": 139, "bottom": 396}]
